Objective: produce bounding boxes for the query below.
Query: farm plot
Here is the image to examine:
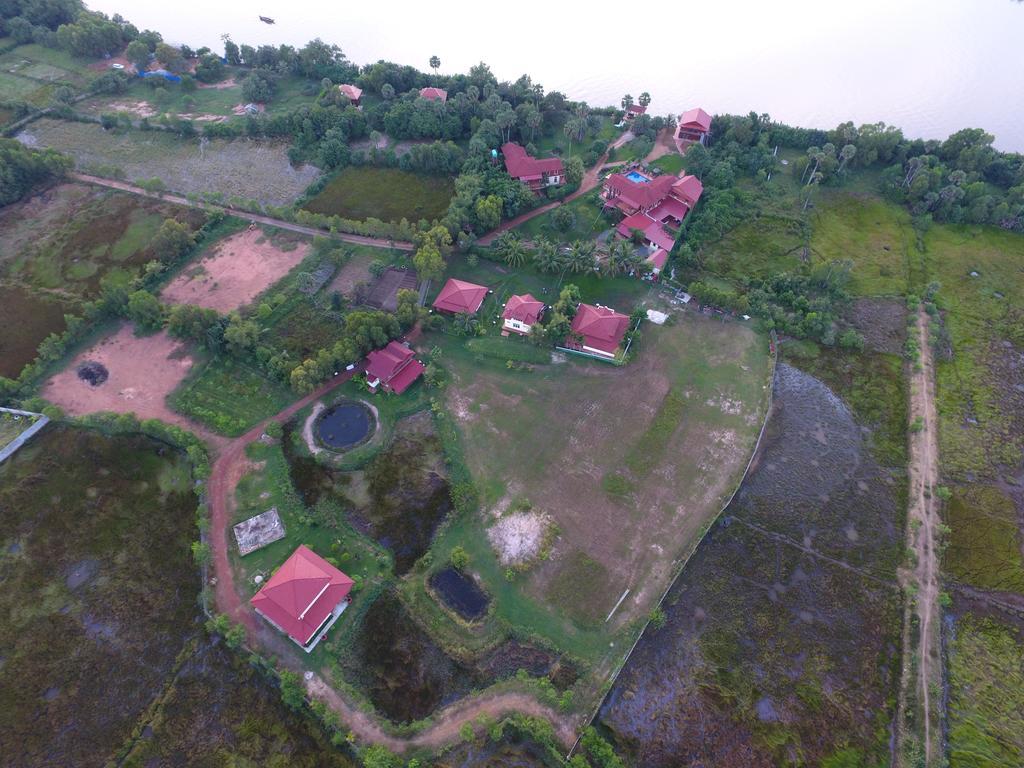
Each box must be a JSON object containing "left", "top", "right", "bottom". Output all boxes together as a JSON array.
[
  {"left": 0, "top": 284, "right": 70, "bottom": 378},
  {"left": 0, "top": 425, "right": 197, "bottom": 768},
  {"left": 433, "top": 311, "right": 772, "bottom": 655},
  {"left": 303, "top": 166, "right": 454, "bottom": 223},
  {"left": 17, "top": 119, "right": 319, "bottom": 205},
  {"left": 41, "top": 324, "right": 203, "bottom": 436},
  {"left": 162, "top": 227, "right": 310, "bottom": 313}
]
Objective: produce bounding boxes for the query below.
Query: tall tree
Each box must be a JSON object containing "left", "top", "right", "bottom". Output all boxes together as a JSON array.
[
  {"left": 638, "top": 91, "right": 651, "bottom": 107},
  {"left": 429, "top": 55, "right": 440, "bottom": 75},
  {"left": 621, "top": 94, "right": 633, "bottom": 110}
]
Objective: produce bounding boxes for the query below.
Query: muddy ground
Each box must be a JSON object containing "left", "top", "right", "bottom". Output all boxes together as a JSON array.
[{"left": 598, "top": 364, "right": 904, "bottom": 767}]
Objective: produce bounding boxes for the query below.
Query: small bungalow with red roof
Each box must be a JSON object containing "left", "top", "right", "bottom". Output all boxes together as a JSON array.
[
  {"left": 365, "top": 340, "right": 424, "bottom": 394},
  {"left": 501, "top": 142, "right": 565, "bottom": 193},
  {"left": 419, "top": 86, "right": 447, "bottom": 103},
  {"left": 338, "top": 84, "right": 362, "bottom": 106},
  {"left": 624, "top": 104, "right": 646, "bottom": 121},
  {"left": 250, "top": 544, "right": 354, "bottom": 652},
  {"left": 646, "top": 248, "right": 669, "bottom": 279},
  {"left": 564, "top": 303, "right": 631, "bottom": 361},
  {"left": 677, "top": 107, "right": 712, "bottom": 146},
  {"left": 501, "top": 293, "right": 545, "bottom": 336},
  {"left": 432, "top": 278, "right": 489, "bottom": 315}
]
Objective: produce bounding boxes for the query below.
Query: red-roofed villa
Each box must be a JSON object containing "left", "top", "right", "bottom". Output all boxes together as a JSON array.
[
  {"left": 250, "top": 545, "right": 354, "bottom": 652},
  {"left": 365, "top": 340, "right": 425, "bottom": 394},
  {"left": 432, "top": 278, "right": 489, "bottom": 315},
  {"left": 419, "top": 86, "right": 447, "bottom": 103},
  {"left": 501, "top": 142, "right": 565, "bottom": 193},
  {"left": 677, "top": 107, "right": 712, "bottom": 146},
  {"left": 338, "top": 84, "right": 362, "bottom": 106},
  {"left": 501, "top": 293, "right": 545, "bottom": 336},
  {"left": 563, "top": 303, "right": 631, "bottom": 360},
  {"left": 624, "top": 104, "right": 646, "bottom": 120}
]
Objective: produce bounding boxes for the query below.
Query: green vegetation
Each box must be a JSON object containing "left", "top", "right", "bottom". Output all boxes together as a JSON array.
[
  {"left": 169, "top": 355, "right": 293, "bottom": 436},
  {"left": 948, "top": 615, "right": 1024, "bottom": 768},
  {"left": 514, "top": 190, "right": 611, "bottom": 244},
  {"left": 303, "top": 166, "right": 455, "bottom": 223},
  {"left": 0, "top": 408, "right": 40, "bottom": 450},
  {"left": 944, "top": 484, "right": 1024, "bottom": 593},
  {"left": 648, "top": 153, "right": 685, "bottom": 175}
]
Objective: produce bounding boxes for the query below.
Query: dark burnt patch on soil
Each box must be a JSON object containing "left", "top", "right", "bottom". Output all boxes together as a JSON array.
[
  {"left": 76, "top": 360, "right": 108, "bottom": 386},
  {"left": 845, "top": 297, "right": 907, "bottom": 355}
]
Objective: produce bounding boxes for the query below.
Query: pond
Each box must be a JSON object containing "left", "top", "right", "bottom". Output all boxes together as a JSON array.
[
  {"left": 430, "top": 566, "right": 490, "bottom": 621},
  {"left": 315, "top": 401, "right": 374, "bottom": 451}
]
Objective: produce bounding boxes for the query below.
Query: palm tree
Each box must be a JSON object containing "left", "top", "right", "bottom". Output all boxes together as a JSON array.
[
  {"left": 638, "top": 92, "right": 651, "bottom": 108},
  {"left": 504, "top": 238, "right": 528, "bottom": 268},
  {"left": 606, "top": 239, "right": 635, "bottom": 276},
  {"left": 567, "top": 240, "right": 596, "bottom": 273},
  {"left": 533, "top": 238, "right": 561, "bottom": 273},
  {"left": 429, "top": 55, "right": 440, "bottom": 75},
  {"left": 621, "top": 94, "right": 633, "bottom": 110},
  {"left": 525, "top": 108, "right": 542, "bottom": 142},
  {"left": 838, "top": 143, "right": 857, "bottom": 174},
  {"left": 563, "top": 118, "right": 584, "bottom": 156}
]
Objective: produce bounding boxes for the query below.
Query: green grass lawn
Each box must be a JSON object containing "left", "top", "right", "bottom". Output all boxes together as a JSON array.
[
  {"left": 649, "top": 153, "right": 685, "bottom": 175},
  {"left": 169, "top": 355, "right": 293, "bottom": 436},
  {"left": 533, "top": 116, "right": 620, "bottom": 165},
  {"left": 514, "top": 190, "right": 615, "bottom": 244},
  {"left": 303, "top": 166, "right": 454, "bottom": 223}
]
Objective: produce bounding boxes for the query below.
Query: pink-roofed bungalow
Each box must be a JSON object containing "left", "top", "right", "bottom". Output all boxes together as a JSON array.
[
  {"left": 364, "top": 340, "right": 424, "bottom": 394},
  {"left": 624, "top": 104, "right": 646, "bottom": 121},
  {"left": 338, "top": 84, "right": 362, "bottom": 106},
  {"left": 677, "top": 107, "right": 712, "bottom": 146},
  {"left": 646, "top": 248, "right": 669, "bottom": 279},
  {"left": 501, "top": 142, "right": 565, "bottom": 193},
  {"left": 501, "top": 293, "right": 545, "bottom": 336},
  {"left": 250, "top": 545, "right": 354, "bottom": 652},
  {"left": 432, "top": 278, "right": 489, "bottom": 315},
  {"left": 564, "top": 303, "right": 630, "bottom": 360},
  {"left": 419, "top": 86, "right": 447, "bottom": 103}
]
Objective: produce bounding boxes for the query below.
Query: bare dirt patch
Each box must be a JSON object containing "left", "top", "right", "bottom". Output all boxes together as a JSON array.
[
  {"left": 365, "top": 266, "right": 417, "bottom": 311},
  {"left": 42, "top": 324, "right": 200, "bottom": 434},
  {"left": 102, "top": 100, "right": 157, "bottom": 118},
  {"left": 328, "top": 252, "right": 376, "bottom": 298},
  {"left": 198, "top": 76, "right": 237, "bottom": 90},
  {"left": 487, "top": 511, "right": 551, "bottom": 566},
  {"left": 162, "top": 228, "right": 310, "bottom": 313}
]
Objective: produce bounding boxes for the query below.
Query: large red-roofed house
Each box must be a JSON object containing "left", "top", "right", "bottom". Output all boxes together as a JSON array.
[
  {"left": 565, "top": 303, "right": 630, "bottom": 360},
  {"left": 677, "top": 107, "right": 712, "bottom": 145},
  {"left": 365, "top": 340, "right": 424, "bottom": 394},
  {"left": 337, "top": 84, "right": 362, "bottom": 106},
  {"left": 501, "top": 142, "right": 565, "bottom": 193},
  {"left": 501, "top": 293, "right": 545, "bottom": 336},
  {"left": 433, "top": 278, "right": 489, "bottom": 315},
  {"left": 250, "top": 545, "right": 354, "bottom": 651},
  {"left": 419, "top": 86, "right": 447, "bottom": 103},
  {"left": 603, "top": 171, "right": 703, "bottom": 261}
]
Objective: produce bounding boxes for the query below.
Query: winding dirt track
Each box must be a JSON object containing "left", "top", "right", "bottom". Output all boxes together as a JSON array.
[
  {"left": 897, "top": 307, "right": 943, "bottom": 765},
  {"left": 205, "top": 366, "right": 577, "bottom": 753}
]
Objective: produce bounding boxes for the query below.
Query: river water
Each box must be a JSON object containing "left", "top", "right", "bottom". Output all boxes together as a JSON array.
[{"left": 85, "top": 0, "right": 1024, "bottom": 151}]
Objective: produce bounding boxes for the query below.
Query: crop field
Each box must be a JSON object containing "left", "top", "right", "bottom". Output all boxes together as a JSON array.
[
  {"left": 599, "top": 363, "right": 905, "bottom": 767},
  {"left": 0, "top": 425, "right": 197, "bottom": 768},
  {"left": 17, "top": 119, "right": 319, "bottom": 205},
  {"left": 0, "top": 44, "right": 98, "bottom": 105},
  {"left": 423, "top": 308, "right": 771, "bottom": 663},
  {"left": 0, "top": 284, "right": 70, "bottom": 378},
  {"left": 169, "top": 355, "right": 293, "bottom": 437},
  {"left": 302, "top": 166, "right": 454, "bottom": 223}
]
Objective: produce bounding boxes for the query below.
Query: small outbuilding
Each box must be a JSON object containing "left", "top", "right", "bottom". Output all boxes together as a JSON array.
[
  {"left": 433, "top": 278, "right": 488, "bottom": 315},
  {"left": 501, "top": 293, "right": 545, "bottom": 336},
  {"left": 338, "top": 83, "right": 362, "bottom": 106},
  {"left": 419, "top": 86, "right": 448, "bottom": 103},
  {"left": 250, "top": 545, "right": 354, "bottom": 652},
  {"left": 624, "top": 104, "right": 646, "bottom": 120},
  {"left": 365, "top": 340, "right": 425, "bottom": 394}
]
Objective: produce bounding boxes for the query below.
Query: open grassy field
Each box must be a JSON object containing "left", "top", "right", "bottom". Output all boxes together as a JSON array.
[
  {"left": 420, "top": 307, "right": 771, "bottom": 662},
  {"left": 514, "top": 189, "right": 615, "bottom": 245},
  {"left": 303, "top": 166, "right": 454, "bottom": 223},
  {"left": 944, "top": 484, "right": 1024, "bottom": 593},
  {"left": 0, "top": 43, "right": 99, "bottom": 106},
  {"left": 169, "top": 355, "right": 293, "bottom": 437},
  {"left": 533, "top": 115, "right": 620, "bottom": 164},
  {"left": 0, "top": 425, "right": 197, "bottom": 768},
  {"left": 17, "top": 118, "right": 319, "bottom": 205}
]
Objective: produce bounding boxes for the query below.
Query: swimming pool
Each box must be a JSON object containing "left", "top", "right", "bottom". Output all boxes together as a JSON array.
[{"left": 625, "top": 170, "right": 650, "bottom": 183}]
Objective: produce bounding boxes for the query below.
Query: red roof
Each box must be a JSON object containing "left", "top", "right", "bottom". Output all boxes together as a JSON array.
[
  {"left": 433, "top": 278, "right": 488, "bottom": 314},
  {"left": 678, "top": 107, "right": 712, "bottom": 132},
  {"left": 644, "top": 222, "right": 676, "bottom": 251},
  {"left": 670, "top": 174, "right": 704, "bottom": 207},
  {"left": 647, "top": 248, "right": 669, "bottom": 271},
  {"left": 626, "top": 104, "right": 646, "bottom": 115},
  {"left": 386, "top": 358, "right": 425, "bottom": 394},
  {"left": 366, "top": 340, "right": 413, "bottom": 380},
  {"left": 338, "top": 84, "right": 362, "bottom": 101},
  {"left": 604, "top": 173, "right": 677, "bottom": 212},
  {"left": 569, "top": 303, "right": 630, "bottom": 356},
  {"left": 502, "top": 293, "right": 545, "bottom": 325},
  {"left": 420, "top": 87, "right": 447, "bottom": 103},
  {"left": 250, "top": 545, "right": 354, "bottom": 646},
  {"left": 501, "top": 142, "right": 564, "bottom": 180},
  {"left": 616, "top": 210, "right": 656, "bottom": 239},
  {"left": 648, "top": 195, "right": 691, "bottom": 223}
]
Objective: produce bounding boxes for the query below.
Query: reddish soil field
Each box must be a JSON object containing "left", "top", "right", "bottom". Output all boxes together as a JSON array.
[
  {"left": 41, "top": 324, "right": 209, "bottom": 437},
  {"left": 162, "top": 228, "right": 309, "bottom": 313}
]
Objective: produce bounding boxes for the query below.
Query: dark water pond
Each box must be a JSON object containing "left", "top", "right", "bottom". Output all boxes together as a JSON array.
[
  {"left": 316, "top": 401, "right": 373, "bottom": 450},
  {"left": 597, "top": 364, "right": 905, "bottom": 768},
  {"left": 430, "top": 566, "right": 490, "bottom": 621}
]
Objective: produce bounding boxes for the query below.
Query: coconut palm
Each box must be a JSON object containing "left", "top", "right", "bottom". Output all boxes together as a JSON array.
[
  {"left": 838, "top": 143, "right": 857, "bottom": 173},
  {"left": 503, "top": 237, "right": 528, "bottom": 268},
  {"left": 567, "top": 240, "right": 596, "bottom": 273},
  {"left": 532, "top": 237, "right": 561, "bottom": 273},
  {"left": 429, "top": 55, "right": 440, "bottom": 75},
  {"left": 638, "top": 92, "right": 651, "bottom": 107}
]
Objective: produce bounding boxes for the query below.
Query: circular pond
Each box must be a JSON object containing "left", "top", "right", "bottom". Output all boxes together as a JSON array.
[{"left": 315, "top": 401, "right": 375, "bottom": 451}]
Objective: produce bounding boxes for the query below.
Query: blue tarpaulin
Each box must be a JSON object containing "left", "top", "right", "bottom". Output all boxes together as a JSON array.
[{"left": 139, "top": 69, "right": 181, "bottom": 83}]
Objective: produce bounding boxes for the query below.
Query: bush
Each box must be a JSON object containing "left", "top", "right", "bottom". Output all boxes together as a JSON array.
[{"left": 449, "top": 545, "right": 470, "bottom": 571}]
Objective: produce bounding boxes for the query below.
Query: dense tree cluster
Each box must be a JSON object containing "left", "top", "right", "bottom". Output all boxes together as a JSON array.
[{"left": 0, "top": 138, "right": 71, "bottom": 205}]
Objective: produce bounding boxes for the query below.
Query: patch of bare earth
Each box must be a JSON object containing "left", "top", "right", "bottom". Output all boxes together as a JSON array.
[
  {"left": 487, "top": 511, "right": 551, "bottom": 566},
  {"left": 42, "top": 324, "right": 207, "bottom": 436},
  {"left": 162, "top": 228, "right": 309, "bottom": 313},
  {"left": 101, "top": 101, "right": 157, "bottom": 118},
  {"left": 846, "top": 297, "right": 907, "bottom": 355},
  {"left": 328, "top": 254, "right": 375, "bottom": 297},
  {"left": 197, "top": 76, "right": 237, "bottom": 90}
]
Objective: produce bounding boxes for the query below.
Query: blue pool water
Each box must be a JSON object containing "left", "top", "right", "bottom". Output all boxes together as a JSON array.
[{"left": 626, "top": 171, "right": 650, "bottom": 183}]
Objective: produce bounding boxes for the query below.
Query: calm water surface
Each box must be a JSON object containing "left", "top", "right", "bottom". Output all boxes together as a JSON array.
[{"left": 86, "top": 0, "right": 1024, "bottom": 150}]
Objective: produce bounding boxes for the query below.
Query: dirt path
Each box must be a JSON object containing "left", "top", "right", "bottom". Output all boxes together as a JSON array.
[
  {"left": 205, "top": 362, "right": 578, "bottom": 753},
  {"left": 69, "top": 173, "right": 414, "bottom": 252},
  {"left": 896, "top": 307, "right": 943, "bottom": 765}
]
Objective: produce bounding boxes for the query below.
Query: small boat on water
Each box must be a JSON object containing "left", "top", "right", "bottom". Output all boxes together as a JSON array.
[{"left": 259, "top": 15, "right": 275, "bottom": 24}]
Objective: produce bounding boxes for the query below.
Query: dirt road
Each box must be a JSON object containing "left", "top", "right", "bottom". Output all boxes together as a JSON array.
[
  {"left": 896, "top": 307, "right": 943, "bottom": 765},
  {"left": 69, "top": 173, "right": 414, "bottom": 251},
  {"left": 205, "top": 364, "right": 578, "bottom": 753}
]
